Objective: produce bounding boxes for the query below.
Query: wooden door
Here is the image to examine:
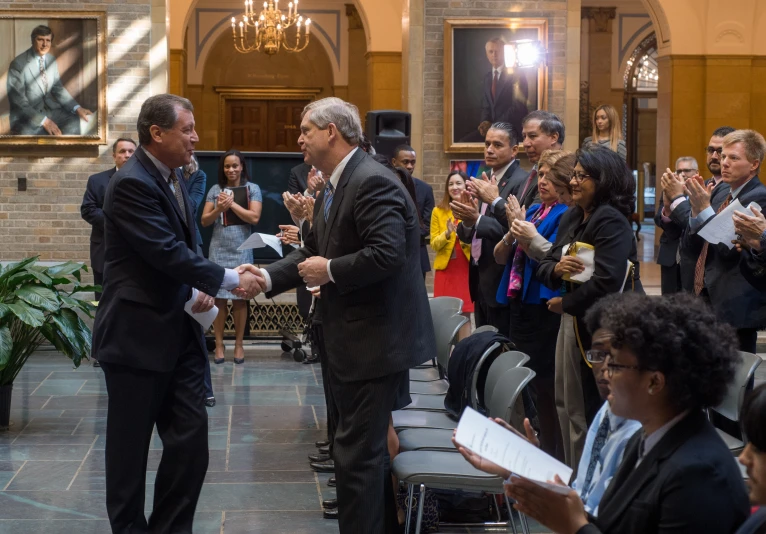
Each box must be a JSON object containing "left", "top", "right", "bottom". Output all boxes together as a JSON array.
[
  {"left": 225, "top": 100, "right": 268, "bottom": 151},
  {"left": 268, "top": 100, "right": 309, "bottom": 152}
]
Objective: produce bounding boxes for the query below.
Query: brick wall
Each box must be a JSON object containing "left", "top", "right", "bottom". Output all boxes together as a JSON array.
[
  {"left": 0, "top": 0, "right": 153, "bottom": 285},
  {"left": 421, "top": 0, "right": 569, "bottom": 204}
]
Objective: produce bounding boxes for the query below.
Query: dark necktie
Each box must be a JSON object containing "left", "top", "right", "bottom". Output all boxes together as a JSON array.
[
  {"left": 519, "top": 169, "right": 538, "bottom": 203},
  {"left": 323, "top": 182, "right": 335, "bottom": 222},
  {"left": 693, "top": 193, "right": 732, "bottom": 294},
  {"left": 491, "top": 70, "right": 499, "bottom": 100},
  {"left": 169, "top": 173, "right": 188, "bottom": 226},
  {"left": 582, "top": 412, "right": 610, "bottom": 494}
]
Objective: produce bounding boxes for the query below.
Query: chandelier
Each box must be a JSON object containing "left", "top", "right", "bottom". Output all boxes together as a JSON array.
[{"left": 231, "top": 0, "right": 311, "bottom": 55}]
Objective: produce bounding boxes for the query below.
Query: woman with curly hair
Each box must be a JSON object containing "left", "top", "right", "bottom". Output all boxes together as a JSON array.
[
  {"left": 504, "top": 292, "right": 750, "bottom": 534},
  {"left": 536, "top": 146, "right": 643, "bottom": 469},
  {"left": 737, "top": 383, "right": 766, "bottom": 534}
]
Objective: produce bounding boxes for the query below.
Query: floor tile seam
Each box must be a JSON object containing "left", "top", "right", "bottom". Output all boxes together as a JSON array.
[
  {"left": 225, "top": 406, "right": 233, "bottom": 472},
  {"left": 310, "top": 406, "right": 320, "bottom": 430},
  {"left": 27, "top": 372, "right": 54, "bottom": 397},
  {"left": 65, "top": 435, "right": 98, "bottom": 491},
  {"left": 1, "top": 460, "right": 27, "bottom": 491},
  {"left": 70, "top": 418, "right": 83, "bottom": 436}
]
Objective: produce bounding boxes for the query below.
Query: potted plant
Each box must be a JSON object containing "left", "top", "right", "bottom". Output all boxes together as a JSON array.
[{"left": 0, "top": 257, "right": 97, "bottom": 428}]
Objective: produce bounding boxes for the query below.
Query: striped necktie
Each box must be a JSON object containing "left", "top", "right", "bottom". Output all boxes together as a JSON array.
[
  {"left": 323, "top": 182, "right": 335, "bottom": 222},
  {"left": 38, "top": 57, "right": 48, "bottom": 93},
  {"left": 169, "top": 173, "right": 188, "bottom": 226}
]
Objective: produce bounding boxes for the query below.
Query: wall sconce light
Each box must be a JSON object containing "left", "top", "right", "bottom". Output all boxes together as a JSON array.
[{"left": 504, "top": 40, "right": 546, "bottom": 68}]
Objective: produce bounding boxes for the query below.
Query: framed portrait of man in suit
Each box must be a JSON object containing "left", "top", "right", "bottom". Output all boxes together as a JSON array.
[
  {"left": 0, "top": 11, "right": 107, "bottom": 146},
  {"left": 444, "top": 19, "right": 548, "bottom": 153}
]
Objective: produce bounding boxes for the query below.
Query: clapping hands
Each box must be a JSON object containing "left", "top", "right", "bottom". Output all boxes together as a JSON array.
[
  {"left": 505, "top": 195, "right": 526, "bottom": 224},
  {"left": 449, "top": 190, "right": 480, "bottom": 227},
  {"left": 307, "top": 168, "right": 325, "bottom": 195},
  {"left": 218, "top": 192, "right": 234, "bottom": 212}
]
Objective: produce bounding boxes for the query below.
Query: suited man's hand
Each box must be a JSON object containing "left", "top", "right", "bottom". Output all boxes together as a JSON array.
[
  {"left": 733, "top": 206, "right": 766, "bottom": 251},
  {"left": 282, "top": 192, "right": 306, "bottom": 221},
  {"left": 41, "top": 117, "right": 62, "bottom": 136},
  {"left": 77, "top": 108, "right": 93, "bottom": 122},
  {"left": 278, "top": 224, "right": 301, "bottom": 245},
  {"left": 191, "top": 291, "right": 215, "bottom": 313},
  {"left": 298, "top": 256, "right": 330, "bottom": 287},
  {"left": 467, "top": 172, "right": 499, "bottom": 204},
  {"left": 233, "top": 265, "right": 267, "bottom": 298},
  {"left": 450, "top": 191, "right": 480, "bottom": 227},
  {"left": 661, "top": 168, "right": 685, "bottom": 201},
  {"left": 307, "top": 168, "right": 325, "bottom": 196},
  {"left": 304, "top": 196, "right": 316, "bottom": 221},
  {"left": 478, "top": 121, "right": 492, "bottom": 138},
  {"left": 684, "top": 176, "right": 712, "bottom": 217}
]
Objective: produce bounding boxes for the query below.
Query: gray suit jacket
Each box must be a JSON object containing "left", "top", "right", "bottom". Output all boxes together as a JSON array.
[
  {"left": 7, "top": 48, "right": 78, "bottom": 134},
  {"left": 265, "top": 149, "right": 436, "bottom": 382}
]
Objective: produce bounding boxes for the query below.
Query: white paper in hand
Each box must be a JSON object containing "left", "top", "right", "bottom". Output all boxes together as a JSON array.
[
  {"left": 454, "top": 407, "right": 573, "bottom": 492},
  {"left": 698, "top": 199, "right": 762, "bottom": 249},
  {"left": 184, "top": 289, "right": 218, "bottom": 330},
  {"left": 237, "top": 232, "right": 284, "bottom": 256}
]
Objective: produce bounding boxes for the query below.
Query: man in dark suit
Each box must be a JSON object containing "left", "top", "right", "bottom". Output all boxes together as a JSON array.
[
  {"left": 391, "top": 144, "right": 435, "bottom": 278},
  {"left": 462, "top": 37, "right": 529, "bottom": 143},
  {"left": 681, "top": 129, "right": 766, "bottom": 353},
  {"left": 654, "top": 157, "right": 698, "bottom": 294},
  {"left": 240, "top": 97, "right": 435, "bottom": 533},
  {"left": 450, "top": 122, "right": 526, "bottom": 336},
  {"left": 514, "top": 110, "right": 565, "bottom": 210},
  {"left": 80, "top": 138, "right": 137, "bottom": 302},
  {"left": 92, "top": 94, "right": 263, "bottom": 533},
  {"left": 7, "top": 25, "right": 93, "bottom": 135}
]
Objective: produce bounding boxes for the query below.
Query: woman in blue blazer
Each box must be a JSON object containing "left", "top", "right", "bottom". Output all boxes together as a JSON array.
[{"left": 493, "top": 150, "right": 575, "bottom": 459}]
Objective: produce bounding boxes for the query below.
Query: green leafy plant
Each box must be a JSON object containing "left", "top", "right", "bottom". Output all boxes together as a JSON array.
[{"left": 0, "top": 257, "right": 97, "bottom": 386}]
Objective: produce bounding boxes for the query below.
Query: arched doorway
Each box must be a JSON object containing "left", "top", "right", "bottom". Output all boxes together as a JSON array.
[{"left": 623, "top": 33, "right": 658, "bottom": 219}]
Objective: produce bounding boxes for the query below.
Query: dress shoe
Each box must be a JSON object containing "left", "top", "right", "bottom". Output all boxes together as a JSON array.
[
  {"left": 323, "top": 508, "right": 339, "bottom": 520},
  {"left": 317, "top": 445, "right": 330, "bottom": 454},
  {"left": 315, "top": 440, "right": 330, "bottom": 448},
  {"left": 308, "top": 452, "right": 331, "bottom": 462},
  {"left": 327, "top": 476, "right": 336, "bottom": 487},
  {"left": 322, "top": 498, "right": 338, "bottom": 509},
  {"left": 92, "top": 359, "right": 100, "bottom": 368},
  {"left": 302, "top": 354, "right": 319, "bottom": 364},
  {"left": 204, "top": 397, "right": 216, "bottom": 408},
  {"left": 310, "top": 459, "right": 335, "bottom": 473}
]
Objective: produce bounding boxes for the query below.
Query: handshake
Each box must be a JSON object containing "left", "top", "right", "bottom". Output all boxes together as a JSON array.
[{"left": 232, "top": 264, "right": 268, "bottom": 299}]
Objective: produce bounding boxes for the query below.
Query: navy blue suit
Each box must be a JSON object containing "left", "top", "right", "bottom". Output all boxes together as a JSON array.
[
  {"left": 92, "top": 146, "right": 225, "bottom": 533},
  {"left": 81, "top": 167, "right": 116, "bottom": 299}
]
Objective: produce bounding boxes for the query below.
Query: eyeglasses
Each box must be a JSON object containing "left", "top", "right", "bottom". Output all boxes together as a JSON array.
[
  {"left": 605, "top": 362, "right": 644, "bottom": 378},
  {"left": 570, "top": 172, "right": 593, "bottom": 183},
  {"left": 675, "top": 168, "right": 697, "bottom": 175},
  {"left": 706, "top": 147, "right": 723, "bottom": 155},
  {"left": 585, "top": 349, "right": 610, "bottom": 363}
]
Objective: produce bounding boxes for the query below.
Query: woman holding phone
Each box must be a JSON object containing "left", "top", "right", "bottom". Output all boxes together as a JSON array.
[{"left": 201, "top": 149, "right": 262, "bottom": 365}]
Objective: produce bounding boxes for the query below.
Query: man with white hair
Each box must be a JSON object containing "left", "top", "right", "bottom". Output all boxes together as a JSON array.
[{"left": 239, "top": 97, "right": 436, "bottom": 533}]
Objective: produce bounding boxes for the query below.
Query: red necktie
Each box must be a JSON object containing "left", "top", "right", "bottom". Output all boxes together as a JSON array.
[
  {"left": 693, "top": 194, "right": 732, "bottom": 294},
  {"left": 491, "top": 71, "right": 498, "bottom": 100}
]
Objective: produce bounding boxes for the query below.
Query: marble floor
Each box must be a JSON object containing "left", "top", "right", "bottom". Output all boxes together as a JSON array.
[{"left": 0, "top": 347, "right": 552, "bottom": 534}]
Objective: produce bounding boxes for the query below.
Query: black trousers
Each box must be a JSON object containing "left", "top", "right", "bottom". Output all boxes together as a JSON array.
[
  {"left": 737, "top": 328, "right": 758, "bottom": 355},
  {"left": 473, "top": 295, "right": 510, "bottom": 338},
  {"left": 93, "top": 269, "right": 103, "bottom": 301},
  {"left": 660, "top": 264, "right": 682, "bottom": 295},
  {"left": 328, "top": 366, "right": 406, "bottom": 534},
  {"left": 100, "top": 320, "right": 208, "bottom": 534},
  {"left": 313, "top": 324, "right": 337, "bottom": 455}
]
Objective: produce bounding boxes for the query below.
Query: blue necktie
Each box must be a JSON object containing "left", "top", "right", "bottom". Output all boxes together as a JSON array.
[
  {"left": 582, "top": 412, "right": 610, "bottom": 494},
  {"left": 323, "top": 183, "right": 334, "bottom": 222}
]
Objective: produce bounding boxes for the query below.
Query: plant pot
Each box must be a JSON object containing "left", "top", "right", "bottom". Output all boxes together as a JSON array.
[{"left": 0, "top": 384, "right": 12, "bottom": 430}]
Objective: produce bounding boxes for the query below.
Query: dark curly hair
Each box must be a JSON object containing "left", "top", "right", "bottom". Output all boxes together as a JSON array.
[
  {"left": 597, "top": 292, "right": 740, "bottom": 411},
  {"left": 574, "top": 146, "right": 636, "bottom": 219},
  {"left": 742, "top": 383, "right": 766, "bottom": 450}
]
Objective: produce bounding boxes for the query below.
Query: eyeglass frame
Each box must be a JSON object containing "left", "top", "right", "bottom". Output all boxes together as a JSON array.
[
  {"left": 585, "top": 349, "right": 610, "bottom": 363},
  {"left": 605, "top": 361, "right": 646, "bottom": 378},
  {"left": 675, "top": 168, "right": 698, "bottom": 175},
  {"left": 706, "top": 146, "right": 723, "bottom": 155},
  {"left": 570, "top": 171, "right": 593, "bottom": 183}
]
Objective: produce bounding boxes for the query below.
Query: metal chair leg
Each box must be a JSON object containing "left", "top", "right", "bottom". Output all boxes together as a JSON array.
[
  {"left": 405, "top": 484, "right": 414, "bottom": 533},
  {"left": 520, "top": 510, "right": 531, "bottom": 534},
  {"left": 504, "top": 495, "right": 519, "bottom": 534},
  {"left": 414, "top": 483, "right": 426, "bottom": 534}
]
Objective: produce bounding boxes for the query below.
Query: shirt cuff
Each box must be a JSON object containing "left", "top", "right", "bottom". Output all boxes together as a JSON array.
[
  {"left": 259, "top": 268, "right": 272, "bottom": 292},
  {"left": 303, "top": 188, "right": 313, "bottom": 198},
  {"left": 469, "top": 214, "right": 482, "bottom": 230},
  {"left": 222, "top": 268, "right": 240, "bottom": 290},
  {"left": 73, "top": 105, "right": 81, "bottom": 113},
  {"left": 327, "top": 259, "right": 335, "bottom": 283},
  {"left": 491, "top": 197, "right": 502, "bottom": 209},
  {"left": 690, "top": 206, "right": 715, "bottom": 232},
  {"left": 669, "top": 196, "right": 686, "bottom": 212},
  {"left": 40, "top": 116, "right": 48, "bottom": 126}
]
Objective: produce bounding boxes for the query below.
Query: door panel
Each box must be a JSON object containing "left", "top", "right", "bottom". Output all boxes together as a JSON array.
[
  {"left": 268, "top": 100, "right": 309, "bottom": 152},
  {"left": 225, "top": 99, "right": 309, "bottom": 152}
]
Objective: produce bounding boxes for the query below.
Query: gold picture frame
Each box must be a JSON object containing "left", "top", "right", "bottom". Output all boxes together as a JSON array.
[
  {"left": 0, "top": 10, "right": 107, "bottom": 146},
  {"left": 444, "top": 18, "right": 548, "bottom": 153}
]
